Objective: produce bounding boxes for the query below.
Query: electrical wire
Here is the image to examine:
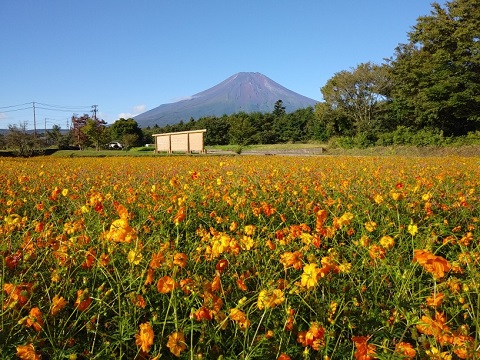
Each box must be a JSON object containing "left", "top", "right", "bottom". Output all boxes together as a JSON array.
[
  {"left": 0, "top": 107, "right": 32, "bottom": 113},
  {"left": 36, "top": 102, "right": 91, "bottom": 110},
  {"left": 0, "top": 102, "right": 32, "bottom": 109}
]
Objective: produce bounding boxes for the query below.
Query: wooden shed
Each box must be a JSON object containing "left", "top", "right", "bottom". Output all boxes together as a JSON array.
[{"left": 153, "top": 129, "right": 207, "bottom": 154}]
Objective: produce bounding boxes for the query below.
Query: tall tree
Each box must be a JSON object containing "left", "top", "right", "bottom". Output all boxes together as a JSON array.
[
  {"left": 70, "top": 114, "right": 90, "bottom": 150},
  {"left": 388, "top": 0, "right": 480, "bottom": 135},
  {"left": 319, "top": 62, "right": 391, "bottom": 135},
  {"left": 110, "top": 118, "right": 143, "bottom": 145},
  {"left": 81, "top": 118, "right": 109, "bottom": 151},
  {"left": 6, "top": 123, "right": 38, "bottom": 156}
]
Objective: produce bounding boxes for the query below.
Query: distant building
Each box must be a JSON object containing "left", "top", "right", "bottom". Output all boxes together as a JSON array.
[{"left": 153, "top": 129, "right": 206, "bottom": 154}]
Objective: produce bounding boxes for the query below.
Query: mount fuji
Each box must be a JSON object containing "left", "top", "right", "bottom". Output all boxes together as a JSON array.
[{"left": 134, "top": 72, "right": 318, "bottom": 128}]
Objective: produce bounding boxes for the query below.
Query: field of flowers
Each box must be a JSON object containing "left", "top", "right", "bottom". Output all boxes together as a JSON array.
[{"left": 1, "top": 155, "right": 479, "bottom": 359}]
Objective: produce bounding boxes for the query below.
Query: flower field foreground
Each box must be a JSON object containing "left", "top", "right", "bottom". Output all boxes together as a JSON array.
[{"left": 1, "top": 155, "right": 479, "bottom": 359}]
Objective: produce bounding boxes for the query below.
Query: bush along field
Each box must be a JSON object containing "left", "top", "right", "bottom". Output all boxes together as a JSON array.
[{"left": 1, "top": 155, "right": 479, "bottom": 359}]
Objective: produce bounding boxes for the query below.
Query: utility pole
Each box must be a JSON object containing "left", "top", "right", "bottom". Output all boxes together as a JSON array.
[
  {"left": 91, "top": 105, "right": 98, "bottom": 121},
  {"left": 32, "top": 101, "right": 37, "bottom": 138}
]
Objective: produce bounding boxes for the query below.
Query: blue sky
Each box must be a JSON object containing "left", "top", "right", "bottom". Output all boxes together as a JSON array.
[{"left": 1, "top": 0, "right": 434, "bottom": 129}]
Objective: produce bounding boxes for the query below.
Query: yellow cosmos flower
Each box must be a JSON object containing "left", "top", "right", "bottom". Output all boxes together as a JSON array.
[
  {"left": 257, "top": 289, "right": 285, "bottom": 310},
  {"left": 244, "top": 225, "right": 256, "bottom": 236},
  {"left": 408, "top": 223, "right": 418, "bottom": 236},
  {"left": 301, "top": 263, "right": 319, "bottom": 288},
  {"left": 364, "top": 221, "right": 377, "bottom": 233},
  {"left": 379, "top": 235, "right": 395, "bottom": 249},
  {"left": 373, "top": 194, "right": 384, "bottom": 204},
  {"left": 127, "top": 249, "right": 143, "bottom": 265}
]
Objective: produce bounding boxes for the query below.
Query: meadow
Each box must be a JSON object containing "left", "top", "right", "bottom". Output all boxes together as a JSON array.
[{"left": 1, "top": 155, "right": 479, "bottom": 359}]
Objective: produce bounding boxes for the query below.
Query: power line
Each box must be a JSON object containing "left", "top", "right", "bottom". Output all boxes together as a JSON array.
[
  {"left": 0, "top": 107, "right": 32, "bottom": 113},
  {"left": 35, "top": 106, "right": 91, "bottom": 112},
  {"left": 0, "top": 102, "right": 32, "bottom": 109},
  {"left": 36, "top": 102, "right": 92, "bottom": 110}
]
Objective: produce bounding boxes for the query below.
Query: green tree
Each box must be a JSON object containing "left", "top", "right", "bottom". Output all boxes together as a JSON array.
[
  {"left": 319, "top": 62, "right": 391, "bottom": 136},
  {"left": 228, "top": 112, "right": 256, "bottom": 145},
  {"left": 272, "top": 99, "right": 286, "bottom": 117},
  {"left": 388, "top": 0, "right": 480, "bottom": 135},
  {"left": 313, "top": 102, "right": 352, "bottom": 138},
  {"left": 82, "top": 118, "right": 110, "bottom": 151},
  {"left": 195, "top": 116, "right": 230, "bottom": 145},
  {"left": 110, "top": 118, "right": 143, "bottom": 145},
  {"left": 6, "top": 123, "right": 39, "bottom": 156},
  {"left": 46, "top": 125, "right": 70, "bottom": 149},
  {"left": 121, "top": 133, "right": 139, "bottom": 150}
]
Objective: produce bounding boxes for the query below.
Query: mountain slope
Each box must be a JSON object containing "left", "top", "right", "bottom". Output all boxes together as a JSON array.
[{"left": 134, "top": 72, "right": 318, "bottom": 127}]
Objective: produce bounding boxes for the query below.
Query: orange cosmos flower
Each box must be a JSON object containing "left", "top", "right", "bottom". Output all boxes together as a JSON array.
[
  {"left": 157, "top": 276, "right": 176, "bottom": 294},
  {"left": 452, "top": 334, "right": 476, "bottom": 359},
  {"left": 395, "top": 342, "right": 416, "bottom": 359},
  {"left": 298, "top": 322, "right": 326, "bottom": 350},
  {"left": 99, "top": 253, "right": 111, "bottom": 267},
  {"left": 173, "top": 253, "right": 188, "bottom": 268},
  {"left": 51, "top": 295, "right": 68, "bottom": 316},
  {"left": 301, "top": 263, "right": 319, "bottom": 288},
  {"left": 16, "top": 344, "right": 41, "bottom": 360},
  {"left": 26, "top": 307, "right": 44, "bottom": 332},
  {"left": 426, "top": 292, "right": 445, "bottom": 308},
  {"left": 179, "top": 278, "right": 194, "bottom": 295},
  {"left": 236, "top": 278, "right": 247, "bottom": 291},
  {"left": 173, "top": 207, "right": 186, "bottom": 225},
  {"left": 280, "top": 251, "right": 303, "bottom": 270},
  {"left": 369, "top": 244, "right": 386, "bottom": 260},
  {"left": 130, "top": 294, "right": 146, "bottom": 309},
  {"left": 74, "top": 289, "right": 92, "bottom": 311},
  {"left": 413, "top": 249, "right": 451, "bottom": 279},
  {"left": 82, "top": 248, "right": 96, "bottom": 269},
  {"left": 315, "top": 209, "right": 328, "bottom": 232},
  {"left": 145, "top": 268, "right": 155, "bottom": 285},
  {"left": 352, "top": 336, "right": 376, "bottom": 360},
  {"left": 193, "top": 306, "right": 213, "bottom": 321},
  {"left": 105, "top": 218, "right": 136, "bottom": 243},
  {"left": 114, "top": 202, "right": 130, "bottom": 219},
  {"left": 416, "top": 312, "right": 452, "bottom": 346},
  {"left": 215, "top": 259, "right": 229, "bottom": 274},
  {"left": 5, "top": 251, "right": 22, "bottom": 270},
  {"left": 3, "top": 283, "right": 33, "bottom": 309},
  {"left": 278, "top": 354, "right": 292, "bottom": 360},
  {"left": 135, "top": 322, "right": 154, "bottom": 353},
  {"left": 166, "top": 331, "right": 187, "bottom": 357},
  {"left": 149, "top": 252, "right": 165, "bottom": 269}
]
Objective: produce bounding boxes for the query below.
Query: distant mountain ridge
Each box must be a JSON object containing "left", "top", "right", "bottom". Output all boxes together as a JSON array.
[{"left": 134, "top": 72, "right": 318, "bottom": 128}]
